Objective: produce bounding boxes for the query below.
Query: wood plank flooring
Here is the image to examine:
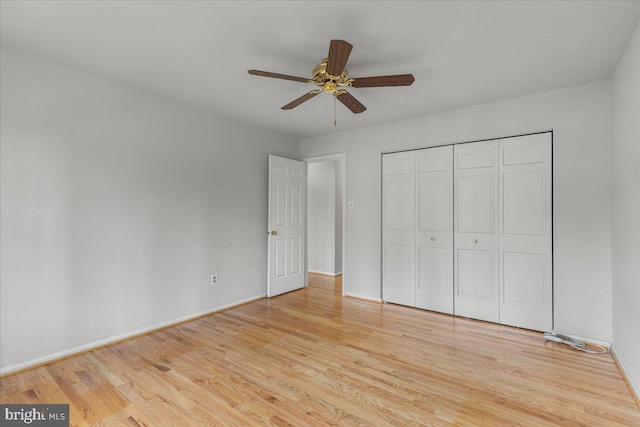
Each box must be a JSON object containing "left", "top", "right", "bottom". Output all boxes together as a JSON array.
[
  {"left": 307, "top": 272, "right": 342, "bottom": 293},
  {"left": 2, "top": 274, "right": 639, "bottom": 426}
]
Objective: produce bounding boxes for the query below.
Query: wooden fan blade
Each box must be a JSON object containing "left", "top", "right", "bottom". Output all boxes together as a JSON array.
[
  {"left": 281, "top": 91, "right": 321, "bottom": 110},
  {"left": 326, "top": 40, "right": 353, "bottom": 76},
  {"left": 248, "top": 69, "right": 310, "bottom": 83},
  {"left": 337, "top": 91, "right": 367, "bottom": 114},
  {"left": 351, "top": 74, "right": 415, "bottom": 88}
]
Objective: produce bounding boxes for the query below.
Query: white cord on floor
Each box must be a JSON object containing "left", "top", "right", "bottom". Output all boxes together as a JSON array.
[{"left": 544, "top": 332, "right": 608, "bottom": 354}]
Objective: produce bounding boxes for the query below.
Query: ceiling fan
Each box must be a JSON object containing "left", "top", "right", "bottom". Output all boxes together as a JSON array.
[{"left": 248, "top": 39, "right": 415, "bottom": 117}]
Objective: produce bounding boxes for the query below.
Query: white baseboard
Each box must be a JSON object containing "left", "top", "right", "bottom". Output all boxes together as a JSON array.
[
  {"left": 345, "top": 292, "right": 383, "bottom": 303},
  {"left": 611, "top": 346, "right": 640, "bottom": 405},
  {"left": 0, "top": 293, "right": 266, "bottom": 376},
  {"left": 308, "top": 269, "right": 340, "bottom": 277}
]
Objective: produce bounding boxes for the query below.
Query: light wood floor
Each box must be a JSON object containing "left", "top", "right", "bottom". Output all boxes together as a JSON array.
[
  {"left": 307, "top": 272, "right": 342, "bottom": 293},
  {"left": 2, "top": 274, "right": 639, "bottom": 426}
]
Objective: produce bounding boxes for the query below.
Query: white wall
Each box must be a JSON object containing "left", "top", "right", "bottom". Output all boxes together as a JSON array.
[
  {"left": 0, "top": 46, "right": 299, "bottom": 372},
  {"left": 301, "top": 80, "right": 613, "bottom": 342},
  {"left": 307, "top": 161, "right": 336, "bottom": 274},
  {"left": 611, "top": 21, "right": 640, "bottom": 397}
]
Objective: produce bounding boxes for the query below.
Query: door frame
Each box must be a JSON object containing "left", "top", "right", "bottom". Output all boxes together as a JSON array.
[{"left": 302, "top": 153, "right": 347, "bottom": 296}]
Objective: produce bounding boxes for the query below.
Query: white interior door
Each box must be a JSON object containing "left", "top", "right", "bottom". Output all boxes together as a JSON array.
[
  {"left": 268, "top": 155, "right": 306, "bottom": 297},
  {"left": 415, "top": 146, "right": 454, "bottom": 314},
  {"left": 382, "top": 151, "right": 416, "bottom": 306},
  {"left": 499, "top": 133, "right": 552, "bottom": 331},
  {"left": 454, "top": 141, "right": 500, "bottom": 323}
]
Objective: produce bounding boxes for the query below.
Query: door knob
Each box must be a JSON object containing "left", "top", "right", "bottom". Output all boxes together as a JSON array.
[
  {"left": 473, "top": 239, "right": 478, "bottom": 244},
  {"left": 431, "top": 237, "right": 435, "bottom": 241},
  {"left": 270, "top": 230, "right": 278, "bottom": 236}
]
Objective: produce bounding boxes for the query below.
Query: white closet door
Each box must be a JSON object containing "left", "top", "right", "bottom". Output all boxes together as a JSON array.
[
  {"left": 382, "top": 151, "right": 416, "bottom": 306},
  {"left": 454, "top": 141, "right": 500, "bottom": 323},
  {"left": 499, "top": 134, "right": 552, "bottom": 331},
  {"left": 415, "top": 146, "right": 453, "bottom": 314},
  {"left": 267, "top": 155, "right": 306, "bottom": 297}
]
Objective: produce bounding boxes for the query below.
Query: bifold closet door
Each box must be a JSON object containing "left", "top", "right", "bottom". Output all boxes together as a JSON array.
[
  {"left": 499, "top": 134, "right": 552, "bottom": 331},
  {"left": 382, "top": 151, "right": 415, "bottom": 306},
  {"left": 383, "top": 134, "right": 552, "bottom": 331},
  {"left": 415, "top": 146, "right": 453, "bottom": 314},
  {"left": 454, "top": 141, "right": 500, "bottom": 323}
]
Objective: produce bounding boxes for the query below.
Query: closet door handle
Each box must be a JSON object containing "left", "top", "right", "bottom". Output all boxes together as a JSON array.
[
  {"left": 473, "top": 239, "right": 478, "bottom": 244},
  {"left": 430, "top": 237, "right": 435, "bottom": 241}
]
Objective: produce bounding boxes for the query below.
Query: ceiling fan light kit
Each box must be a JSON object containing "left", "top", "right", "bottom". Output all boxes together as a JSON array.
[{"left": 248, "top": 39, "right": 415, "bottom": 122}]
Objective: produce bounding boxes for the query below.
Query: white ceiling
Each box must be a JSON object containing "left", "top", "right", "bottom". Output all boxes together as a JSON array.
[{"left": 2, "top": 1, "right": 639, "bottom": 139}]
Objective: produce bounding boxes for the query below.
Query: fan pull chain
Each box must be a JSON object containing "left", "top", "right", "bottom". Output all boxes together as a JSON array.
[{"left": 334, "top": 94, "right": 337, "bottom": 126}]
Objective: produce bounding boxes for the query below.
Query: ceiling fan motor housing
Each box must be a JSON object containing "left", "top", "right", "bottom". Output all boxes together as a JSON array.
[{"left": 312, "top": 59, "right": 352, "bottom": 93}]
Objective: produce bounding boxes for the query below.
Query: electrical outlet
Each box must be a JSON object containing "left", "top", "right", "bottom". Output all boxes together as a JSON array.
[{"left": 210, "top": 274, "right": 218, "bottom": 286}]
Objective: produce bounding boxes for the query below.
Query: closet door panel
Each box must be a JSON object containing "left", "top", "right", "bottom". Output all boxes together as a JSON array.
[
  {"left": 454, "top": 141, "right": 500, "bottom": 323},
  {"left": 418, "top": 247, "right": 450, "bottom": 292},
  {"left": 416, "top": 146, "right": 453, "bottom": 314},
  {"left": 458, "top": 249, "right": 495, "bottom": 299},
  {"left": 503, "top": 171, "right": 546, "bottom": 235},
  {"left": 383, "top": 244, "right": 415, "bottom": 305},
  {"left": 499, "top": 133, "right": 552, "bottom": 331},
  {"left": 503, "top": 252, "right": 546, "bottom": 306},
  {"left": 385, "top": 180, "right": 414, "bottom": 230},
  {"left": 383, "top": 151, "right": 416, "bottom": 307},
  {"left": 418, "top": 178, "right": 450, "bottom": 231},
  {"left": 457, "top": 175, "right": 495, "bottom": 233}
]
